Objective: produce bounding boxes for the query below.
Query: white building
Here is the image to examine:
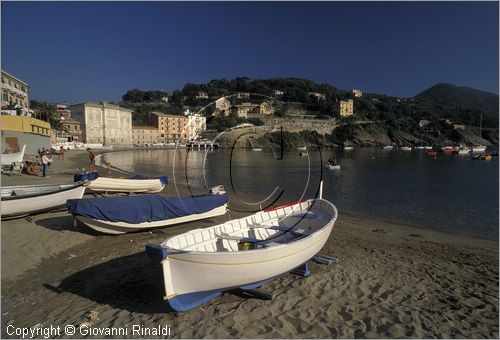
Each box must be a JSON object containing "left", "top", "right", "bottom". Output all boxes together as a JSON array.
[
  {"left": 352, "top": 89, "right": 363, "bottom": 97},
  {"left": 215, "top": 97, "right": 231, "bottom": 115},
  {"left": 70, "top": 102, "right": 133, "bottom": 146},
  {"left": 187, "top": 114, "right": 206, "bottom": 140}
]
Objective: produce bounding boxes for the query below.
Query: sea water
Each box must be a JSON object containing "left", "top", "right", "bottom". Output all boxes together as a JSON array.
[{"left": 104, "top": 147, "right": 499, "bottom": 240}]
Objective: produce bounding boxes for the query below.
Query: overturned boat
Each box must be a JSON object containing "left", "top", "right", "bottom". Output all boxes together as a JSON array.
[
  {"left": 146, "top": 198, "right": 338, "bottom": 312},
  {"left": 1, "top": 182, "right": 87, "bottom": 220},
  {"left": 67, "top": 192, "right": 229, "bottom": 234},
  {"left": 74, "top": 172, "right": 168, "bottom": 193},
  {"left": 1, "top": 145, "right": 26, "bottom": 166}
]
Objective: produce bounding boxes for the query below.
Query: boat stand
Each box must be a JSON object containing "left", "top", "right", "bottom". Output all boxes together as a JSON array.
[
  {"left": 313, "top": 254, "right": 337, "bottom": 265},
  {"left": 235, "top": 288, "right": 275, "bottom": 301},
  {"left": 290, "top": 263, "right": 310, "bottom": 277}
]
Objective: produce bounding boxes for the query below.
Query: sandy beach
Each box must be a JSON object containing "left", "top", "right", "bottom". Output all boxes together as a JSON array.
[{"left": 1, "top": 150, "right": 498, "bottom": 338}]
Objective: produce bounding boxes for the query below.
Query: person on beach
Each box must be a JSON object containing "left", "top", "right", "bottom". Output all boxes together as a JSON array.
[
  {"left": 59, "top": 146, "right": 65, "bottom": 160},
  {"left": 47, "top": 150, "right": 53, "bottom": 167},
  {"left": 41, "top": 151, "right": 50, "bottom": 177},
  {"left": 87, "top": 148, "right": 96, "bottom": 172}
]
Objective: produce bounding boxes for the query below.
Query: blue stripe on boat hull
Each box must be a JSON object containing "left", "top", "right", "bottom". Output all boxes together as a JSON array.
[{"left": 145, "top": 243, "right": 310, "bottom": 312}]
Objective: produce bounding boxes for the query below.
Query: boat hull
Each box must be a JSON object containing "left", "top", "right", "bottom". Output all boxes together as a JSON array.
[
  {"left": 326, "top": 164, "right": 340, "bottom": 170},
  {"left": 76, "top": 204, "right": 227, "bottom": 234},
  {"left": 472, "top": 146, "right": 487, "bottom": 153},
  {"left": 1, "top": 145, "right": 26, "bottom": 165},
  {"left": 1, "top": 183, "right": 86, "bottom": 219},
  {"left": 150, "top": 199, "right": 337, "bottom": 311},
  {"left": 86, "top": 177, "right": 165, "bottom": 193}
]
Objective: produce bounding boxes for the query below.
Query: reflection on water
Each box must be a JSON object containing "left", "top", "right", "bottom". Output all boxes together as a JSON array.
[{"left": 105, "top": 147, "right": 499, "bottom": 240}]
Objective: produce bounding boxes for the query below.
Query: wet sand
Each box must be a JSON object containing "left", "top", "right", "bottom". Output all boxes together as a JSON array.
[{"left": 1, "top": 150, "right": 498, "bottom": 338}]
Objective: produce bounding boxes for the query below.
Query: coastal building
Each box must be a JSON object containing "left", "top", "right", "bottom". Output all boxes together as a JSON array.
[
  {"left": 419, "top": 119, "right": 431, "bottom": 128},
  {"left": 230, "top": 103, "right": 255, "bottom": 118},
  {"left": 215, "top": 97, "right": 231, "bottom": 115},
  {"left": 195, "top": 92, "right": 208, "bottom": 99},
  {"left": 186, "top": 114, "right": 206, "bottom": 140},
  {"left": 70, "top": 102, "right": 133, "bottom": 146},
  {"left": 339, "top": 99, "right": 354, "bottom": 117},
  {"left": 309, "top": 92, "right": 326, "bottom": 100},
  {"left": 56, "top": 104, "right": 72, "bottom": 119},
  {"left": 236, "top": 92, "right": 250, "bottom": 99},
  {"left": 247, "top": 102, "right": 274, "bottom": 117},
  {"left": 352, "top": 89, "right": 363, "bottom": 97},
  {"left": 1, "top": 71, "right": 30, "bottom": 114},
  {"left": 59, "top": 119, "right": 82, "bottom": 142},
  {"left": 1, "top": 115, "right": 51, "bottom": 154},
  {"left": 149, "top": 112, "right": 188, "bottom": 142},
  {"left": 132, "top": 126, "right": 160, "bottom": 145}
]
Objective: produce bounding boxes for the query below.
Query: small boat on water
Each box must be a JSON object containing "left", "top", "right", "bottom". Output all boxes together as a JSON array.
[
  {"left": 472, "top": 154, "right": 492, "bottom": 161},
  {"left": 326, "top": 163, "right": 340, "bottom": 170},
  {"left": 455, "top": 145, "right": 471, "bottom": 155},
  {"left": 471, "top": 145, "right": 487, "bottom": 153},
  {"left": 424, "top": 146, "right": 433, "bottom": 150},
  {"left": 343, "top": 146, "right": 354, "bottom": 151},
  {"left": 399, "top": 146, "right": 412, "bottom": 151},
  {"left": 145, "top": 197, "right": 338, "bottom": 312},
  {"left": 1, "top": 182, "right": 87, "bottom": 220},
  {"left": 67, "top": 189, "right": 229, "bottom": 234},
  {"left": 413, "top": 146, "right": 425, "bottom": 150},
  {"left": 441, "top": 146, "right": 456, "bottom": 153},
  {"left": 74, "top": 172, "right": 168, "bottom": 193},
  {"left": 1, "top": 145, "right": 26, "bottom": 166},
  {"left": 382, "top": 145, "right": 394, "bottom": 150}
]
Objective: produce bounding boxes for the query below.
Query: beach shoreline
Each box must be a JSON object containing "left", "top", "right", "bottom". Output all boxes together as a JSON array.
[{"left": 1, "top": 149, "right": 498, "bottom": 338}]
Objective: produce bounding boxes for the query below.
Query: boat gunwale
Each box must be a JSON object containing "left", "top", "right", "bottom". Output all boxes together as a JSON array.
[
  {"left": 1, "top": 182, "right": 87, "bottom": 201},
  {"left": 163, "top": 198, "right": 338, "bottom": 256}
]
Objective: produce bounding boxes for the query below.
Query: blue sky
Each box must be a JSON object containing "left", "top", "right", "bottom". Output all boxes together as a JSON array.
[{"left": 1, "top": 1, "right": 498, "bottom": 103}]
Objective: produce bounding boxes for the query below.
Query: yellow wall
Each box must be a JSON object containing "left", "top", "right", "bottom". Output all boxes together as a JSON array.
[{"left": 0, "top": 115, "right": 51, "bottom": 136}]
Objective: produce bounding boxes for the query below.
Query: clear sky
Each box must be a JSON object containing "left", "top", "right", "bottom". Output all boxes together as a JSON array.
[{"left": 1, "top": 1, "right": 498, "bottom": 103}]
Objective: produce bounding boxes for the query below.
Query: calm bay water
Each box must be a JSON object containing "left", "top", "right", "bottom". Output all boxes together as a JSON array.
[{"left": 104, "top": 147, "right": 499, "bottom": 240}]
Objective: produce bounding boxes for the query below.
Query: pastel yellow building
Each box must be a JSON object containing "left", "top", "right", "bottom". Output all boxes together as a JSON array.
[
  {"left": 339, "top": 99, "right": 354, "bottom": 117},
  {"left": 132, "top": 126, "right": 161, "bottom": 145},
  {"left": 1, "top": 115, "right": 51, "bottom": 153},
  {"left": 1, "top": 71, "right": 30, "bottom": 112}
]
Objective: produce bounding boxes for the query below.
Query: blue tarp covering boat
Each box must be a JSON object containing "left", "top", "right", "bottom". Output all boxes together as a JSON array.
[
  {"left": 67, "top": 194, "right": 229, "bottom": 224},
  {"left": 74, "top": 172, "right": 168, "bottom": 185}
]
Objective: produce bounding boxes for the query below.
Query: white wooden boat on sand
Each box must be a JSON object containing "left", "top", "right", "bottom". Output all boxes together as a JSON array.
[
  {"left": 1, "top": 182, "right": 87, "bottom": 220},
  {"left": 67, "top": 191, "right": 229, "bottom": 234},
  {"left": 146, "top": 197, "right": 338, "bottom": 312},
  {"left": 74, "top": 172, "right": 167, "bottom": 193},
  {"left": 1, "top": 145, "right": 26, "bottom": 166}
]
